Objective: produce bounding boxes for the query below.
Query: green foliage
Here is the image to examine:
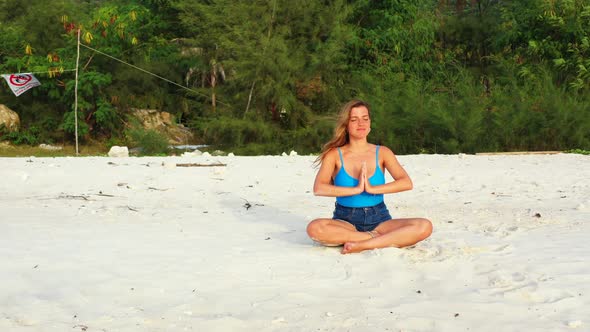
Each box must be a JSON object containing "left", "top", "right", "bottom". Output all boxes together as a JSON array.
[
  {"left": 194, "top": 116, "right": 275, "bottom": 150},
  {"left": 486, "top": 70, "right": 590, "bottom": 151},
  {"left": 565, "top": 149, "right": 590, "bottom": 155},
  {"left": 63, "top": 73, "right": 113, "bottom": 133},
  {"left": 192, "top": 114, "right": 334, "bottom": 155},
  {"left": 127, "top": 127, "right": 170, "bottom": 156},
  {"left": 0, "top": 125, "right": 41, "bottom": 146},
  {"left": 174, "top": 0, "right": 353, "bottom": 119},
  {"left": 494, "top": 0, "right": 590, "bottom": 90},
  {"left": 350, "top": 0, "right": 441, "bottom": 78},
  {"left": 0, "top": 0, "right": 179, "bottom": 144},
  {"left": 62, "top": 111, "right": 89, "bottom": 139},
  {"left": 285, "top": 117, "right": 334, "bottom": 154},
  {"left": 94, "top": 99, "right": 119, "bottom": 133},
  {"left": 1, "top": 0, "right": 590, "bottom": 154},
  {"left": 106, "top": 136, "right": 125, "bottom": 149}
]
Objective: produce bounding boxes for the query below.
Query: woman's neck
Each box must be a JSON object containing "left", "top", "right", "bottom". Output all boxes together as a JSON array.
[{"left": 347, "top": 138, "right": 370, "bottom": 152}]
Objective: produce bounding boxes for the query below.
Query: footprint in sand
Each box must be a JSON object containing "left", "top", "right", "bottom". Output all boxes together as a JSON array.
[
  {"left": 9, "top": 316, "right": 37, "bottom": 327},
  {"left": 479, "top": 270, "right": 576, "bottom": 304},
  {"left": 399, "top": 243, "right": 444, "bottom": 262},
  {"left": 402, "top": 241, "right": 479, "bottom": 263},
  {"left": 478, "top": 223, "right": 523, "bottom": 239},
  {"left": 491, "top": 244, "right": 513, "bottom": 256},
  {"left": 342, "top": 263, "right": 353, "bottom": 280},
  {"left": 480, "top": 270, "right": 537, "bottom": 298}
]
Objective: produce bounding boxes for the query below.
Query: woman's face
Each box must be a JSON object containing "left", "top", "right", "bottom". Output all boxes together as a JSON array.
[{"left": 347, "top": 105, "right": 371, "bottom": 139}]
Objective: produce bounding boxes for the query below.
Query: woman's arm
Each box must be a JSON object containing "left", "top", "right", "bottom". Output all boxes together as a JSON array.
[
  {"left": 364, "top": 146, "right": 413, "bottom": 195},
  {"left": 313, "top": 149, "right": 364, "bottom": 197}
]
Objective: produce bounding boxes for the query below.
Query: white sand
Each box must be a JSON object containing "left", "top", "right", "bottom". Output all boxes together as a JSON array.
[{"left": 1, "top": 153, "right": 589, "bottom": 331}]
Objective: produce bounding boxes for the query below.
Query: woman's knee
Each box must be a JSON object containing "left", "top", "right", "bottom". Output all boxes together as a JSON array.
[
  {"left": 306, "top": 219, "right": 327, "bottom": 238},
  {"left": 418, "top": 218, "right": 433, "bottom": 239}
]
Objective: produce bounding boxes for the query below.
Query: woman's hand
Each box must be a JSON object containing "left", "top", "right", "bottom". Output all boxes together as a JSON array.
[
  {"left": 355, "top": 162, "right": 366, "bottom": 194},
  {"left": 362, "top": 161, "right": 375, "bottom": 194},
  {"left": 356, "top": 161, "right": 369, "bottom": 194}
]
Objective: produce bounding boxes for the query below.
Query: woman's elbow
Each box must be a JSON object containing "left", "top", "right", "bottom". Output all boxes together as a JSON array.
[
  {"left": 313, "top": 185, "right": 322, "bottom": 196},
  {"left": 314, "top": 183, "right": 331, "bottom": 196},
  {"left": 405, "top": 179, "right": 413, "bottom": 191}
]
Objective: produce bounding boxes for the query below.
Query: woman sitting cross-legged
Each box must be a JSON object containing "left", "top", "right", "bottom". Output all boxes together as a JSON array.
[{"left": 306, "top": 99, "right": 432, "bottom": 254}]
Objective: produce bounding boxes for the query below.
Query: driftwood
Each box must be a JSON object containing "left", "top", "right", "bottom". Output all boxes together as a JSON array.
[
  {"left": 57, "top": 194, "right": 90, "bottom": 201},
  {"left": 176, "top": 162, "right": 227, "bottom": 167},
  {"left": 475, "top": 151, "right": 561, "bottom": 155},
  {"left": 148, "top": 187, "right": 169, "bottom": 191}
]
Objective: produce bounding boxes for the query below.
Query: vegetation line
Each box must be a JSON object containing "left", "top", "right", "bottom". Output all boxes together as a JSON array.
[
  {"left": 475, "top": 151, "right": 562, "bottom": 156},
  {"left": 1, "top": 1, "right": 588, "bottom": 155}
]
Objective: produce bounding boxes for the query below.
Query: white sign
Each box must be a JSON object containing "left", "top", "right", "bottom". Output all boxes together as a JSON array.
[{"left": 1, "top": 73, "right": 41, "bottom": 96}]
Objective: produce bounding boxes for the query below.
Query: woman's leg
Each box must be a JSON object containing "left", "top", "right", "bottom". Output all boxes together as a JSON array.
[
  {"left": 341, "top": 217, "right": 432, "bottom": 254},
  {"left": 306, "top": 218, "right": 373, "bottom": 246}
]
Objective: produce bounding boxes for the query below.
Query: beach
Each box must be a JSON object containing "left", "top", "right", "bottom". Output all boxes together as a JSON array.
[{"left": 1, "top": 153, "right": 589, "bottom": 331}]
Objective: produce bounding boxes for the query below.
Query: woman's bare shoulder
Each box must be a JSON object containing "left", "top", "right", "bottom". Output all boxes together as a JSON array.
[
  {"left": 320, "top": 147, "right": 340, "bottom": 164},
  {"left": 378, "top": 145, "right": 396, "bottom": 157}
]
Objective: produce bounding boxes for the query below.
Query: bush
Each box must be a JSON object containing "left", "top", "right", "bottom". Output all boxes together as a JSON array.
[
  {"left": 193, "top": 116, "right": 275, "bottom": 149},
  {"left": 565, "top": 149, "right": 590, "bottom": 155},
  {"left": 106, "top": 136, "right": 125, "bottom": 150},
  {"left": 192, "top": 114, "right": 336, "bottom": 155},
  {"left": 0, "top": 125, "right": 41, "bottom": 146},
  {"left": 286, "top": 117, "right": 334, "bottom": 154},
  {"left": 127, "top": 127, "right": 170, "bottom": 156}
]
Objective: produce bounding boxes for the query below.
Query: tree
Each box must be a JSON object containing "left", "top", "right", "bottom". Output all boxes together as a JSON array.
[{"left": 174, "top": 0, "right": 353, "bottom": 125}]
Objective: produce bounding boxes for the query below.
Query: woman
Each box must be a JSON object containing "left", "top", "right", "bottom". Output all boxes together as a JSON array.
[{"left": 307, "top": 100, "right": 432, "bottom": 254}]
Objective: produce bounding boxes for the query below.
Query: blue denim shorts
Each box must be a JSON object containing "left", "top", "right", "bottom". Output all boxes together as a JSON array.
[{"left": 332, "top": 202, "right": 392, "bottom": 232}]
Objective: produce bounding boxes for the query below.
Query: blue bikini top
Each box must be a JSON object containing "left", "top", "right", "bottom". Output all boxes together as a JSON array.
[{"left": 334, "top": 145, "right": 385, "bottom": 207}]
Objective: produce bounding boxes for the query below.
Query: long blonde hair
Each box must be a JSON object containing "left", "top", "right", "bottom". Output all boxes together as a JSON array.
[{"left": 314, "top": 99, "right": 371, "bottom": 166}]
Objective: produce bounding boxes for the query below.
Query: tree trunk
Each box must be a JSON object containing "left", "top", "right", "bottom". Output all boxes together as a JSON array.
[
  {"left": 243, "top": 0, "right": 276, "bottom": 118},
  {"left": 244, "top": 80, "right": 256, "bottom": 117},
  {"left": 270, "top": 102, "right": 278, "bottom": 121},
  {"left": 211, "top": 67, "right": 217, "bottom": 111}
]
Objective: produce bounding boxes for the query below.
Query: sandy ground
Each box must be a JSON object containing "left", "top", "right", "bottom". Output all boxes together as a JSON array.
[{"left": 1, "top": 153, "right": 589, "bottom": 332}]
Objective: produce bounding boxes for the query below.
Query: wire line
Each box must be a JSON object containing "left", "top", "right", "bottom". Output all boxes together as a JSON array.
[
  {"left": 80, "top": 43, "right": 226, "bottom": 105},
  {"left": 1, "top": 69, "right": 77, "bottom": 75}
]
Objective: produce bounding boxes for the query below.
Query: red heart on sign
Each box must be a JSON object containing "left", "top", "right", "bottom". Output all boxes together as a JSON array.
[{"left": 10, "top": 74, "right": 33, "bottom": 86}]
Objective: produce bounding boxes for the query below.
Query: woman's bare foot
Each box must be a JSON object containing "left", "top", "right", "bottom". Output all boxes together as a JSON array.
[{"left": 341, "top": 241, "right": 366, "bottom": 254}]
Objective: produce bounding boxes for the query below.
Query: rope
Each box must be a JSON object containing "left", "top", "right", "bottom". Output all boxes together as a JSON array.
[
  {"left": 1, "top": 69, "right": 76, "bottom": 75},
  {"left": 80, "top": 44, "right": 227, "bottom": 106}
]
